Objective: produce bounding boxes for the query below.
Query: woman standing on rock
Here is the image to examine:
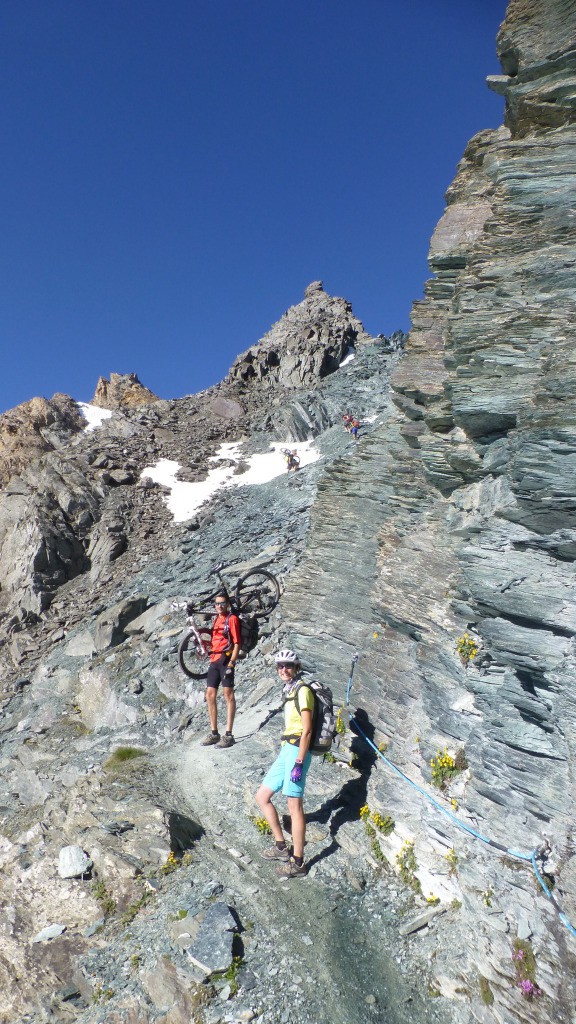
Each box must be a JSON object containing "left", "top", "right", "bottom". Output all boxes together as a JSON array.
[{"left": 255, "top": 649, "right": 313, "bottom": 879}]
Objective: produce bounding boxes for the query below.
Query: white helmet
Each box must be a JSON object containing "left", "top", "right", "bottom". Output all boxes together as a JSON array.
[{"left": 274, "top": 649, "right": 300, "bottom": 665}]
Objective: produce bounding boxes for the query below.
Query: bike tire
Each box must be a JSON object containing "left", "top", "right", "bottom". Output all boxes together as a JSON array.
[
  {"left": 178, "top": 627, "right": 212, "bottom": 679},
  {"left": 235, "top": 569, "right": 280, "bottom": 619}
]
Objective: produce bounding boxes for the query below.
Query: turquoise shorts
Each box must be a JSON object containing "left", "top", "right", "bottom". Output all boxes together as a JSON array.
[{"left": 262, "top": 743, "right": 312, "bottom": 798}]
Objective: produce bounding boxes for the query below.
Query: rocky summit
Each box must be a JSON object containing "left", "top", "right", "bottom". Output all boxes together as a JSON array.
[
  {"left": 1, "top": 3, "right": 576, "bottom": 1023},
  {"left": 91, "top": 374, "right": 160, "bottom": 411},
  {"left": 228, "top": 280, "right": 382, "bottom": 390}
]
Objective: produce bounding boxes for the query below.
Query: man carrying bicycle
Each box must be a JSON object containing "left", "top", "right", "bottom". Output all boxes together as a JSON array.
[
  {"left": 202, "top": 593, "right": 240, "bottom": 748},
  {"left": 281, "top": 448, "right": 300, "bottom": 472}
]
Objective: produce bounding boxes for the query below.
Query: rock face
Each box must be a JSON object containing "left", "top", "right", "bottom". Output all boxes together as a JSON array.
[
  {"left": 489, "top": 0, "right": 576, "bottom": 136},
  {"left": 0, "top": 454, "right": 103, "bottom": 615},
  {"left": 228, "top": 281, "right": 374, "bottom": 389},
  {"left": 0, "top": 4, "right": 575, "bottom": 1023},
  {"left": 0, "top": 393, "right": 84, "bottom": 486},
  {"left": 282, "top": 0, "right": 576, "bottom": 1015},
  {"left": 92, "top": 371, "right": 158, "bottom": 409}
]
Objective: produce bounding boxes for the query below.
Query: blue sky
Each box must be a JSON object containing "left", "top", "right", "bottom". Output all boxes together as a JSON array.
[{"left": 0, "top": 0, "right": 507, "bottom": 413}]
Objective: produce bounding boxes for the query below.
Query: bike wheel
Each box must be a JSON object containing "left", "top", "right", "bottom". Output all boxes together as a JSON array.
[
  {"left": 235, "top": 569, "right": 280, "bottom": 618},
  {"left": 178, "top": 628, "right": 212, "bottom": 679}
]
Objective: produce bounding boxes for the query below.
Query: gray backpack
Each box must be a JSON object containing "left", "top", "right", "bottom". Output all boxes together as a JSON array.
[{"left": 292, "top": 680, "right": 337, "bottom": 754}]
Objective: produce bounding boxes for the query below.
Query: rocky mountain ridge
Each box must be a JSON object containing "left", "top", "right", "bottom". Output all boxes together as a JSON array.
[
  {"left": 0, "top": 298, "right": 424, "bottom": 1024},
  {"left": 1, "top": 2, "right": 576, "bottom": 1022}
]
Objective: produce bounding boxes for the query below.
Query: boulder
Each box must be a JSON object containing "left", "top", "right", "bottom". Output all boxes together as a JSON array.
[
  {"left": 32, "top": 924, "right": 67, "bottom": 943},
  {"left": 187, "top": 903, "right": 238, "bottom": 974},
  {"left": 92, "top": 595, "right": 149, "bottom": 651},
  {"left": 58, "top": 845, "right": 93, "bottom": 879}
]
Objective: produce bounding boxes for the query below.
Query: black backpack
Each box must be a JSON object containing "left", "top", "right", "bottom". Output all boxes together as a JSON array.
[
  {"left": 290, "top": 680, "right": 337, "bottom": 755},
  {"left": 222, "top": 612, "right": 258, "bottom": 658}
]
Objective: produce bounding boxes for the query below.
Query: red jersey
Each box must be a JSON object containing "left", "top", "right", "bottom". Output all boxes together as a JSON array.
[{"left": 210, "top": 613, "right": 241, "bottom": 662}]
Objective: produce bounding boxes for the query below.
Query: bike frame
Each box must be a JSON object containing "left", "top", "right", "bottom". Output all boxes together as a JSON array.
[
  {"left": 207, "top": 565, "right": 238, "bottom": 611},
  {"left": 182, "top": 564, "right": 237, "bottom": 654},
  {"left": 177, "top": 561, "right": 280, "bottom": 678},
  {"left": 183, "top": 612, "right": 211, "bottom": 655}
]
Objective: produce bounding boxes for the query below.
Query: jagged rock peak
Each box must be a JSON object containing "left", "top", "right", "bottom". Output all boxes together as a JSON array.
[
  {"left": 304, "top": 279, "right": 325, "bottom": 297},
  {"left": 0, "top": 393, "right": 84, "bottom": 487},
  {"left": 92, "top": 372, "right": 158, "bottom": 409},
  {"left": 228, "top": 283, "right": 374, "bottom": 390}
]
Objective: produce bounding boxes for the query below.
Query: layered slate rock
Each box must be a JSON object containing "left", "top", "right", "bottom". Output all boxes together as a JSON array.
[
  {"left": 1, "top": 5, "right": 576, "bottom": 1021},
  {"left": 228, "top": 281, "right": 374, "bottom": 389},
  {"left": 187, "top": 903, "right": 238, "bottom": 974},
  {"left": 284, "top": 2, "right": 576, "bottom": 1016},
  {"left": 489, "top": 0, "right": 576, "bottom": 136},
  {"left": 353, "top": 1, "right": 576, "bottom": 1012},
  {"left": 0, "top": 286, "right": 390, "bottom": 621}
]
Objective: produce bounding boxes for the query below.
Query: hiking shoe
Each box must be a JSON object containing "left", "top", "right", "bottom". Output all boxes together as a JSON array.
[
  {"left": 201, "top": 732, "right": 220, "bottom": 746},
  {"left": 260, "top": 844, "right": 290, "bottom": 862},
  {"left": 276, "top": 858, "right": 307, "bottom": 879},
  {"left": 216, "top": 734, "right": 235, "bottom": 748}
]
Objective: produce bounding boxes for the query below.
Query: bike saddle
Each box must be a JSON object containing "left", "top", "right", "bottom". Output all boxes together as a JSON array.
[{"left": 207, "top": 563, "right": 224, "bottom": 576}]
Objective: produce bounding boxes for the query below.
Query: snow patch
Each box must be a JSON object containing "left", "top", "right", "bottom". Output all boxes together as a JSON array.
[
  {"left": 141, "top": 440, "right": 321, "bottom": 524},
  {"left": 77, "top": 403, "right": 113, "bottom": 432},
  {"left": 140, "top": 458, "right": 232, "bottom": 523},
  {"left": 340, "top": 348, "right": 356, "bottom": 367}
]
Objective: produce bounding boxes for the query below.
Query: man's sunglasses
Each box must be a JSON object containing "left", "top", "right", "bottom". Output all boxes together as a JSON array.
[
  {"left": 277, "top": 663, "right": 295, "bottom": 670},
  {"left": 214, "top": 600, "right": 227, "bottom": 606}
]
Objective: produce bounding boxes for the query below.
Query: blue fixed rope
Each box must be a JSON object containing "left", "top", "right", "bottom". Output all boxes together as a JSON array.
[{"left": 345, "top": 653, "right": 576, "bottom": 941}]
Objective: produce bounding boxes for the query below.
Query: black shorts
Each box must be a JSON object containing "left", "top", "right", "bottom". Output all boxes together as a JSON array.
[{"left": 206, "top": 654, "right": 235, "bottom": 689}]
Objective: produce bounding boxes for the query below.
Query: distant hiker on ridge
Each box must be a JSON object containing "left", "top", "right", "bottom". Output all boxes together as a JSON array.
[
  {"left": 201, "top": 592, "right": 240, "bottom": 748},
  {"left": 342, "top": 413, "right": 360, "bottom": 440},
  {"left": 282, "top": 448, "right": 300, "bottom": 472},
  {"left": 255, "top": 649, "right": 314, "bottom": 878}
]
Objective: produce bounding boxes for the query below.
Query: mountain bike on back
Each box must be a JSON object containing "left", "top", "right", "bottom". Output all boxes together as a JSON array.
[{"left": 177, "top": 562, "right": 280, "bottom": 679}]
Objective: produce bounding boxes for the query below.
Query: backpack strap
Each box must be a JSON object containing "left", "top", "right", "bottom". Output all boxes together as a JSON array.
[
  {"left": 283, "top": 681, "right": 315, "bottom": 744},
  {"left": 292, "top": 681, "right": 317, "bottom": 721},
  {"left": 282, "top": 678, "right": 306, "bottom": 710},
  {"left": 292, "top": 681, "right": 306, "bottom": 714},
  {"left": 221, "top": 613, "right": 234, "bottom": 652}
]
